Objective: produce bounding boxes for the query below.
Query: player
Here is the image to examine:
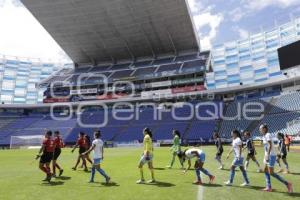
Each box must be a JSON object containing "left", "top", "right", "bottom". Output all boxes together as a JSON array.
[
  {"left": 243, "top": 131, "right": 262, "bottom": 172},
  {"left": 259, "top": 124, "right": 293, "bottom": 193},
  {"left": 276, "top": 132, "right": 289, "bottom": 174},
  {"left": 136, "top": 127, "right": 155, "bottom": 184},
  {"left": 82, "top": 130, "right": 110, "bottom": 184},
  {"left": 36, "top": 130, "right": 54, "bottom": 182},
  {"left": 180, "top": 148, "right": 215, "bottom": 185},
  {"left": 84, "top": 133, "right": 93, "bottom": 166},
  {"left": 71, "top": 132, "right": 88, "bottom": 171},
  {"left": 166, "top": 129, "right": 184, "bottom": 169},
  {"left": 52, "top": 131, "right": 64, "bottom": 177},
  {"left": 284, "top": 134, "right": 291, "bottom": 152},
  {"left": 213, "top": 132, "right": 224, "bottom": 170},
  {"left": 224, "top": 129, "right": 250, "bottom": 186}
]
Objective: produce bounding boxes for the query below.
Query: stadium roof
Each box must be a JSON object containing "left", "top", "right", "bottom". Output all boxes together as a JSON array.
[{"left": 21, "top": 0, "right": 200, "bottom": 64}]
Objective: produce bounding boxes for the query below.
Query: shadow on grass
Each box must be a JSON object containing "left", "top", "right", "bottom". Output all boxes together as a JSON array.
[
  {"left": 154, "top": 167, "right": 166, "bottom": 170},
  {"left": 289, "top": 172, "right": 300, "bottom": 176},
  {"left": 145, "top": 181, "right": 175, "bottom": 187},
  {"left": 88, "top": 181, "right": 120, "bottom": 187},
  {"left": 202, "top": 183, "right": 223, "bottom": 187},
  {"left": 55, "top": 176, "right": 71, "bottom": 180},
  {"left": 41, "top": 181, "right": 65, "bottom": 186},
  {"left": 100, "top": 182, "right": 120, "bottom": 187}
]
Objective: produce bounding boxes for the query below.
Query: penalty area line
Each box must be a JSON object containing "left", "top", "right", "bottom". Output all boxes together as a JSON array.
[{"left": 197, "top": 185, "right": 204, "bottom": 200}]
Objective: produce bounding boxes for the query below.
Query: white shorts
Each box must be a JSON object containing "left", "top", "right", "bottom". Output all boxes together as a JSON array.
[{"left": 139, "top": 154, "right": 153, "bottom": 164}]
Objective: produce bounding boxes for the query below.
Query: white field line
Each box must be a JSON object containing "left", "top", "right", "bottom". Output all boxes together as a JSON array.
[{"left": 197, "top": 185, "right": 204, "bottom": 200}]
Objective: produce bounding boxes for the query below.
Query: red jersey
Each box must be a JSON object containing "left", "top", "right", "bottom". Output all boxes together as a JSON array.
[
  {"left": 54, "top": 136, "right": 64, "bottom": 149},
  {"left": 77, "top": 137, "right": 87, "bottom": 148},
  {"left": 43, "top": 138, "right": 55, "bottom": 153}
]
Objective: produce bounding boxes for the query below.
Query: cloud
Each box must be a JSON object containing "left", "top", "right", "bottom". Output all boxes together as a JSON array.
[
  {"left": 0, "top": 0, "right": 70, "bottom": 62},
  {"left": 187, "top": 0, "right": 223, "bottom": 50},
  {"left": 233, "top": 26, "right": 249, "bottom": 39},
  {"left": 192, "top": 10, "right": 223, "bottom": 50},
  {"left": 244, "top": 0, "right": 300, "bottom": 11}
]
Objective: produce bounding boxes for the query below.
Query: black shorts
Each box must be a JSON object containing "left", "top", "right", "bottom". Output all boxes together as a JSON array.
[
  {"left": 53, "top": 148, "right": 61, "bottom": 160},
  {"left": 247, "top": 151, "right": 255, "bottom": 158},
  {"left": 40, "top": 152, "right": 53, "bottom": 164},
  {"left": 79, "top": 147, "right": 86, "bottom": 154},
  {"left": 216, "top": 149, "right": 223, "bottom": 157},
  {"left": 277, "top": 154, "right": 287, "bottom": 159}
]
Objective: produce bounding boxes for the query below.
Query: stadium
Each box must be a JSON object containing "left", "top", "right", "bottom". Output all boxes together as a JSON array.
[{"left": 0, "top": 0, "right": 300, "bottom": 200}]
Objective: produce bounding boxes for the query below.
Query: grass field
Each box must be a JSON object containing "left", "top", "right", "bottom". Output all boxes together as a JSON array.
[{"left": 0, "top": 146, "right": 299, "bottom": 200}]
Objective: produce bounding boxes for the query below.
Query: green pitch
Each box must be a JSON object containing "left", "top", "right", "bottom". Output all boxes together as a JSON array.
[{"left": 0, "top": 146, "right": 299, "bottom": 200}]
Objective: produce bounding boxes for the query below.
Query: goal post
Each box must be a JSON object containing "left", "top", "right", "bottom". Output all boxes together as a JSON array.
[{"left": 10, "top": 135, "right": 44, "bottom": 149}]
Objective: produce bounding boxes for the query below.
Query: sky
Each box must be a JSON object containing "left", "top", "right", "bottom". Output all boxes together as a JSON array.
[{"left": 0, "top": 0, "right": 300, "bottom": 62}]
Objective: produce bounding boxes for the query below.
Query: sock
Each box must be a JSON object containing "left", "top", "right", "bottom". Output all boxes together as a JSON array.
[
  {"left": 264, "top": 172, "right": 271, "bottom": 189},
  {"left": 195, "top": 169, "right": 201, "bottom": 182},
  {"left": 56, "top": 163, "right": 61, "bottom": 170},
  {"left": 97, "top": 168, "right": 109, "bottom": 179},
  {"left": 139, "top": 168, "right": 144, "bottom": 180},
  {"left": 216, "top": 157, "right": 223, "bottom": 166},
  {"left": 283, "top": 160, "right": 289, "bottom": 170},
  {"left": 200, "top": 168, "right": 212, "bottom": 177},
  {"left": 241, "top": 169, "right": 250, "bottom": 184},
  {"left": 229, "top": 168, "right": 235, "bottom": 183},
  {"left": 277, "top": 160, "right": 282, "bottom": 167},
  {"left": 245, "top": 161, "right": 249, "bottom": 170},
  {"left": 255, "top": 160, "right": 260, "bottom": 168},
  {"left": 170, "top": 155, "right": 175, "bottom": 167},
  {"left": 90, "top": 167, "right": 96, "bottom": 182},
  {"left": 151, "top": 169, "right": 155, "bottom": 180},
  {"left": 271, "top": 173, "right": 288, "bottom": 186},
  {"left": 45, "top": 166, "right": 51, "bottom": 175},
  {"left": 41, "top": 166, "right": 48, "bottom": 174}
]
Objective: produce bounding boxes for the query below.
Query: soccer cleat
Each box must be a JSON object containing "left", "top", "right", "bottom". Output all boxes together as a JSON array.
[
  {"left": 218, "top": 165, "right": 224, "bottom": 170},
  {"left": 240, "top": 182, "right": 250, "bottom": 187},
  {"left": 89, "top": 180, "right": 94, "bottom": 183},
  {"left": 261, "top": 187, "right": 272, "bottom": 192},
  {"left": 46, "top": 174, "right": 52, "bottom": 183},
  {"left": 59, "top": 169, "right": 64, "bottom": 177},
  {"left": 257, "top": 169, "right": 263, "bottom": 173},
  {"left": 193, "top": 180, "right": 203, "bottom": 185},
  {"left": 224, "top": 181, "right": 232, "bottom": 186},
  {"left": 147, "top": 179, "right": 156, "bottom": 184},
  {"left": 166, "top": 165, "right": 172, "bottom": 169},
  {"left": 72, "top": 167, "right": 76, "bottom": 171},
  {"left": 287, "top": 183, "right": 293, "bottom": 193},
  {"left": 105, "top": 177, "right": 111, "bottom": 184},
  {"left": 209, "top": 175, "right": 215, "bottom": 184},
  {"left": 136, "top": 179, "right": 145, "bottom": 184},
  {"left": 52, "top": 174, "right": 57, "bottom": 178}
]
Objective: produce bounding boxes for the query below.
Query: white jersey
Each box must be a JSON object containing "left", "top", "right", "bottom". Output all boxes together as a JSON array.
[
  {"left": 185, "top": 148, "right": 203, "bottom": 159},
  {"left": 262, "top": 133, "right": 276, "bottom": 156},
  {"left": 92, "top": 139, "right": 104, "bottom": 159},
  {"left": 232, "top": 137, "right": 242, "bottom": 158}
]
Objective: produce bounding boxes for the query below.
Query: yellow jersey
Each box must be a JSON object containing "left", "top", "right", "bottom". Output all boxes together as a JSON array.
[{"left": 143, "top": 135, "right": 153, "bottom": 154}]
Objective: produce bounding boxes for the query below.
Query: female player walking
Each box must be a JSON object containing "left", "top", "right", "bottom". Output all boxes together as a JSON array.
[
  {"left": 166, "top": 130, "right": 184, "bottom": 169},
  {"left": 136, "top": 128, "right": 155, "bottom": 184},
  {"left": 259, "top": 124, "right": 292, "bottom": 193},
  {"left": 224, "top": 129, "right": 250, "bottom": 186}
]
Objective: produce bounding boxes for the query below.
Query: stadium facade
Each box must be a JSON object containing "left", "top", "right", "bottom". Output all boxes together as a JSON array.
[
  {"left": 0, "top": 54, "right": 72, "bottom": 104},
  {"left": 206, "top": 17, "right": 300, "bottom": 89}
]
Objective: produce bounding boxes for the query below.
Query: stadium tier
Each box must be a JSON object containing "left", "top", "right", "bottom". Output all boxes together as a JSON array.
[
  {"left": 41, "top": 51, "right": 209, "bottom": 103},
  {"left": 0, "top": 91, "right": 300, "bottom": 146}
]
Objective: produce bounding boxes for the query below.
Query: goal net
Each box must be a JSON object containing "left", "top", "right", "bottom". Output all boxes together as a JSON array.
[{"left": 10, "top": 135, "right": 44, "bottom": 149}]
